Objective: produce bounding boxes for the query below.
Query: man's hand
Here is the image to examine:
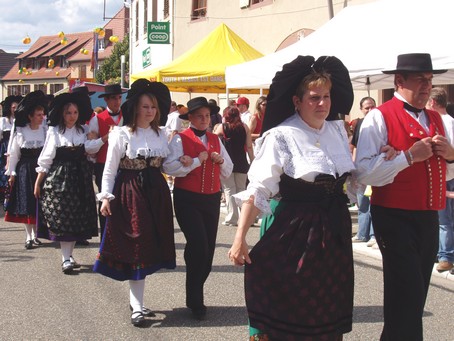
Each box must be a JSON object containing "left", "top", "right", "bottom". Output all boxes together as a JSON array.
[
  {"left": 179, "top": 155, "right": 193, "bottom": 167},
  {"left": 432, "top": 135, "right": 454, "bottom": 161},
  {"left": 380, "top": 145, "right": 400, "bottom": 161},
  {"left": 409, "top": 137, "right": 434, "bottom": 163},
  {"left": 198, "top": 151, "right": 209, "bottom": 163},
  {"left": 210, "top": 152, "right": 224, "bottom": 164}
]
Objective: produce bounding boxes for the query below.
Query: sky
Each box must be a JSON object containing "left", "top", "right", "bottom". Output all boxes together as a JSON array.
[{"left": 0, "top": 0, "right": 127, "bottom": 53}]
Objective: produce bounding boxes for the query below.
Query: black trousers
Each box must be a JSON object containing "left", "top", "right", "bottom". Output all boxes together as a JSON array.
[
  {"left": 94, "top": 163, "right": 106, "bottom": 240},
  {"left": 371, "top": 205, "right": 438, "bottom": 341},
  {"left": 173, "top": 188, "right": 221, "bottom": 310}
]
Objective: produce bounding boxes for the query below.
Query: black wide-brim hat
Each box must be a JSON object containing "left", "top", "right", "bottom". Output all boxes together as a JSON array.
[
  {"left": 72, "top": 85, "right": 95, "bottom": 96},
  {"left": 262, "top": 55, "right": 354, "bottom": 134},
  {"left": 15, "top": 90, "right": 49, "bottom": 127},
  {"left": 98, "top": 83, "right": 127, "bottom": 98},
  {"left": 47, "top": 92, "right": 93, "bottom": 126},
  {"left": 121, "top": 79, "right": 171, "bottom": 126},
  {"left": 2, "top": 95, "right": 24, "bottom": 117},
  {"left": 180, "top": 97, "right": 210, "bottom": 120},
  {"left": 382, "top": 53, "right": 447, "bottom": 74}
]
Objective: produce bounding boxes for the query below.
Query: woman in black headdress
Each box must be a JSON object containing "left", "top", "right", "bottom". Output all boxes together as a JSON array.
[
  {"left": 34, "top": 92, "right": 102, "bottom": 274},
  {"left": 5, "top": 91, "right": 48, "bottom": 250},
  {"left": 93, "top": 79, "right": 176, "bottom": 327},
  {"left": 0, "top": 95, "right": 23, "bottom": 201},
  {"left": 229, "top": 56, "right": 397, "bottom": 340}
]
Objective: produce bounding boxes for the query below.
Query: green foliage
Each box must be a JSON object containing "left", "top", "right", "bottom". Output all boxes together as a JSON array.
[{"left": 95, "top": 35, "right": 129, "bottom": 86}]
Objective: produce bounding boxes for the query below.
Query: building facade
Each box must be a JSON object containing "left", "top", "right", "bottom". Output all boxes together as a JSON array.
[{"left": 1, "top": 7, "right": 129, "bottom": 98}]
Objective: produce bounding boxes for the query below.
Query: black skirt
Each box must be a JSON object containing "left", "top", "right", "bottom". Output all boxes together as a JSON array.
[
  {"left": 94, "top": 157, "right": 176, "bottom": 281},
  {"left": 37, "top": 146, "right": 98, "bottom": 241},
  {"left": 246, "top": 174, "right": 354, "bottom": 340},
  {"left": 5, "top": 148, "right": 41, "bottom": 223}
]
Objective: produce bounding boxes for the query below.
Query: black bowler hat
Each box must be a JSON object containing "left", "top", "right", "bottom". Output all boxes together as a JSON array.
[
  {"left": 180, "top": 97, "right": 210, "bottom": 120},
  {"left": 72, "top": 85, "right": 95, "bottom": 96},
  {"left": 47, "top": 92, "right": 93, "bottom": 126},
  {"left": 382, "top": 53, "right": 447, "bottom": 74},
  {"left": 15, "top": 90, "right": 48, "bottom": 127},
  {"left": 262, "top": 55, "right": 353, "bottom": 134},
  {"left": 98, "top": 83, "right": 127, "bottom": 98},
  {"left": 121, "top": 78, "right": 171, "bottom": 126},
  {"left": 208, "top": 99, "right": 220, "bottom": 116}
]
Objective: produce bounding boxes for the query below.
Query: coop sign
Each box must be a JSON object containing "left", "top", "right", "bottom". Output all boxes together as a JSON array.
[{"left": 147, "top": 22, "right": 170, "bottom": 44}]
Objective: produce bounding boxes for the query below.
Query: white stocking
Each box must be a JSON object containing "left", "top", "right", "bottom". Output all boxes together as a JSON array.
[
  {"left": 24, "top": 224, "right": 33, "bottom": 242},
  {"left": 60, "top": 241, "right": 75, "bottom": 262},
  {"left": 129, "top": 279, "right": 145, "bottom": 313}
]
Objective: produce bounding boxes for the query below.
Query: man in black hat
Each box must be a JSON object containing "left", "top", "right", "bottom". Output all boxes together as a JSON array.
[
  {"left": 163, "top": 96, "right": 233, "bottom": 320},
  {"left": 355, "top": 53, "right": 454, "bottom": 340},
  {"left": 88, "top": 84, "right": 126, "bottom": 239}
]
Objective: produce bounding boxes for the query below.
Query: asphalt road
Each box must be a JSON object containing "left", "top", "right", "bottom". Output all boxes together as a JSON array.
[{"left": 0, "top": 207, "right": 453, "bottom": 341}]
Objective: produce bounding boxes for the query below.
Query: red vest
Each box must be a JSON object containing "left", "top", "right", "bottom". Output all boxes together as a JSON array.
[
  {"left": 371, "top": 97, "right": 446, "bottom": 210},
  {"left": 174, "top": 128, "right": 222, "bottom": 194},
  {"left": 93, "top": 109, "right": 123, "bottom": 163}
]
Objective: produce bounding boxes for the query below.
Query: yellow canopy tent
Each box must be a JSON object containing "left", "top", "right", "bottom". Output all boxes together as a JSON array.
[{"left": 130, "top": 23, "right": 264, "bottom": 94}]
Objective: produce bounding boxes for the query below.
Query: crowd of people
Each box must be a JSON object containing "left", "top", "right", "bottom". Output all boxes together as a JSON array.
[{"left": 1, "top": 52, "right": 453, "bottom": 339}]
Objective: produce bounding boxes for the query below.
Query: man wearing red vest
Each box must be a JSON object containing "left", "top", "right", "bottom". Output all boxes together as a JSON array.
[
  {"left": 88, "top": 84, "right": 126, "bottom": 240},
  {"left": 355, "top": 53, "right": 454, "bottom": 341},
  {"left": 163, "top": 97, "right": 233, "bottom": 320}
]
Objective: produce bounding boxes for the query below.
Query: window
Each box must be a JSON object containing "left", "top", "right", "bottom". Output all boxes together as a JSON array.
[
  {"left": 8, "top": 85, "right": 30, "bottom": 96},
  {"left": 164, "top": 0, "right": 169, "bottom": 18},
  {"left": 98, "top": 38, "right": 106, "bottom": 50},
  {"left": 250, "top": 0, "right": 272, "bottom": 7},
  {"left": 35, "top": 84, "right": 47, "bottom": 93},
  {"left": 135, "top": 1, "right": 139, "bottom": 41},
  {"left": 143, "top": 0, "right": 148, "bottom": 34},
  {"left": 50, "top": 84, "right": 64, "bottom": 94},
  {"left": 191, "top": 0, "right": 207, "bottom": 20},
  {"left": 79, "top": 65, "right": 87, "bottom": 79}
]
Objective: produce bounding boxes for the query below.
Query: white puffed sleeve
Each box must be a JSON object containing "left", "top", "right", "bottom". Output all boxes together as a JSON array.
[
  {"left": 97, "top": 127, "right": 125, "bottom": 201},
  {"left": 234, "top": 130, "right": 285, "bottom": 214},
  {"left": 36, "top": 126, "right": 58, "bottom": 173}
]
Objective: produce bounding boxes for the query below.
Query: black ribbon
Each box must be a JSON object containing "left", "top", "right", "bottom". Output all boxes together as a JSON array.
[{"left": 403, "top": 102, "right": 424, "bottom": 117}]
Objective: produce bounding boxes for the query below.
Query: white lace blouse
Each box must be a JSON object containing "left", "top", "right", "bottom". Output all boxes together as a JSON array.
[
  {"left": 36, "top": 125, "right": 102, "bottom": 173},
  {"left": 6, "top": 124, "right": 47, "bottom": 176},
  {"left": 235, "top": 113, "right": 355, "bottom": 214},
  {"left": 97, "top": 125, "right": 170, "bottom": 201}
]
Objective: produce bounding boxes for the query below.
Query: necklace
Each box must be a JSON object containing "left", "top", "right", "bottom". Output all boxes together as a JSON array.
[{"left": 310, "top": 128, "right": 322, "bottom": 148}]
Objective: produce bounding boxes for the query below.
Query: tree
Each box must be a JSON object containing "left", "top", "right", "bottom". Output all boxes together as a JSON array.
[{"left": 95, "top": 34, "right": 129, "bottom": 86}]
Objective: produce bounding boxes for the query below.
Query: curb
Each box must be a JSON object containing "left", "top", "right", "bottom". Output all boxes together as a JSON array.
[{"left": 352, "top": 242, "right": 454, "bottom": 282}]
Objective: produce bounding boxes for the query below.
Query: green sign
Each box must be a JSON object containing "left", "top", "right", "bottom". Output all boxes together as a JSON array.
[
  {"left": 147, "top": 22, "right": 170, "bottom": 44},
  {"left": 142, "top": 47, "right": 151, "bottom": 68}
]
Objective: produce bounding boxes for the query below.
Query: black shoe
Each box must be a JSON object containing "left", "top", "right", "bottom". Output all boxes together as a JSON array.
[
  {"left": 76, "top": 240, "right": 89, "bottom": 246},
  {"left": 190, "top": 306, "right": 207, "bottom": 320},
  {"left": 32, "top": 238, "right": 42, "bottom": 246},
  {"left": 25, "top": 240, "right": 33, "bottom": 249},
  {"left": 129, "top": 304, "right": 155, "bottom": 317},
  {"left": 70, "top": 256, "right": 81, "bottom": 269},
  {"left": 130, "top": 312, "right": 145, "bottom": 326},
  {"left": 62, "top": 260, "right": 74, "bottom": 274}
]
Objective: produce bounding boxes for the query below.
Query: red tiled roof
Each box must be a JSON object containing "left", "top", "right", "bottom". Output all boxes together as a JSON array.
[{"left": 3, "top": 6, "right": 128, "bottom": 82}]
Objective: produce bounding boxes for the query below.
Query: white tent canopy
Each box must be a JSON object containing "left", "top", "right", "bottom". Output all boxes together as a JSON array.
[{"left": 226, "top": 0, "right": 454, "bottom": 91}]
